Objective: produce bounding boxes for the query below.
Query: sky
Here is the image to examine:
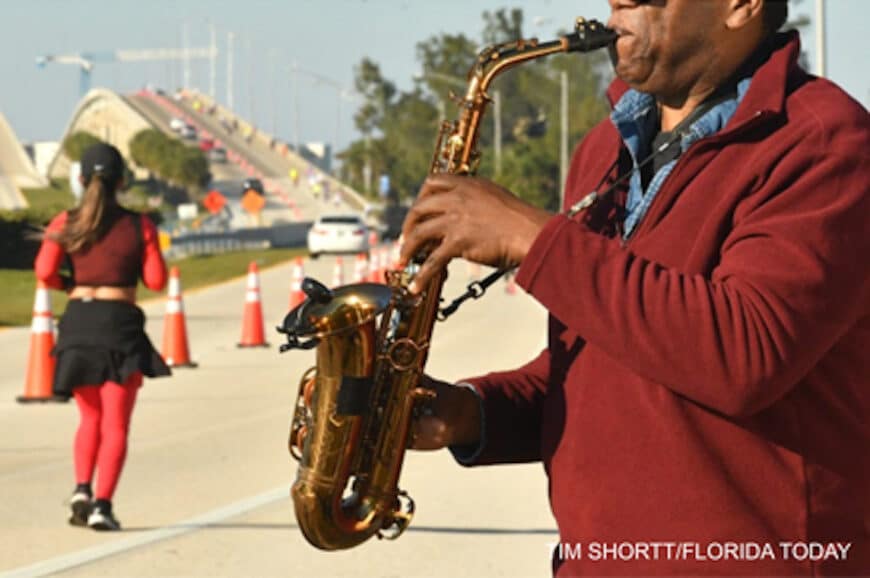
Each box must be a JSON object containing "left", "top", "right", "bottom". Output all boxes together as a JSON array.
[{"left": 2, "top": 0, "right": 867, "bottom": 153}]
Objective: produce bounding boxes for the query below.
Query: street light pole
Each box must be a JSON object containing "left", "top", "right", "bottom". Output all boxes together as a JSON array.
[
  {"left": 291, "top": 60, "right": 300, "bottom": 153},
  {"left": 288, "top": 64, "right": 364, "bottom": 171},
  {"left": 335, "top": 94, "right": 342, "bottom": 169},
  {"left": 815, "top": 0, "right": 826, "bottom": 77},
  {"left": 535, "top": 18, "right": 571, "bottom": 207},
  {"left": 182, "top": 23, "right": 191, "bottom": 89},
  {"left": 270, "top": 48, "right": 278, "bottom": 135},
  {"left": 209, "top": 21, "right": 216, "bottom": 99},
  {"left": 363, "top": 134, "right": 372, "bottom": 193},
  {"left": 226, "top": 32, "right": 234, "bottom": 110}
]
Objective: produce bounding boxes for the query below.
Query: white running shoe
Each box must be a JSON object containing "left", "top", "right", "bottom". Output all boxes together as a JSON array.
[
  {"left": 87, "top": 504, "right": 121, "bottom": 531},
  {"left": 68, "top": 492, "right": 92, "bottom": 527}
]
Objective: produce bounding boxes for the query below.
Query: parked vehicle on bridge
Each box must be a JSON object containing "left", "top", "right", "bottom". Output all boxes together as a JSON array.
[
  {"left": 242, "top": 178, "right": 264, "bottom": 196},
  {"left": 307, "top": 214, "right": 369, "bottom": 258},
  {"left": 199, "top": 137, "right": 215, "bottom": 152},
  {"left": 208, "top": 147, "right": 227, "bottom": 164},
  {"left": 179, "top": 124, "right": 197, "bottom": 140},
  {"left": 169, "top": 117, "right": 186, "bottom": 132}
]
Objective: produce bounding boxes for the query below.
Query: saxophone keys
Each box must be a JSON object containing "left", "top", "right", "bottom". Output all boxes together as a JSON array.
[
  {"left": 377, "top": 490, "right": 416, "bottom": 541},
  {"left": 386, "top": 338, "right": 428, "bottom": 372},
  {"left": 289, "top": 424, "right": 307, "bottom": 461}
]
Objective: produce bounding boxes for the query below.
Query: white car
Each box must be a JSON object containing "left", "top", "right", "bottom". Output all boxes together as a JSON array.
[
  {"left": 169, "top": 117, "right": 186, "bottom": 132},
  {"left": 307, "top": 214, "right": 369, "bottom": 258}
]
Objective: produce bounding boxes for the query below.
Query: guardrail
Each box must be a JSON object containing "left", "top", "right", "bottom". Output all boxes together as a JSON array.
[{"left": 165, "top": 222, "right": 311, "bottom": 260}]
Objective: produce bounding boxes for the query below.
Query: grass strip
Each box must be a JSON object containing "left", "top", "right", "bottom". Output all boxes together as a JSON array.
[{"left": 0, "top": 248, "right": 305, "bottom": 327}]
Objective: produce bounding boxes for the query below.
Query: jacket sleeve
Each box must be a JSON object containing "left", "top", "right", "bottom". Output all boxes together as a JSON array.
[
  {"left": 33, "top": 212, "right": 68, "bottom": 290},
  {"left": 455, "top": 345, "right": 552, "bottom": 465},
  {"left": 515, "top": 145, "right": 870, "bottom": 419},
  {"left": 140, "top": 215, "right": 167, "bottom": 291}
]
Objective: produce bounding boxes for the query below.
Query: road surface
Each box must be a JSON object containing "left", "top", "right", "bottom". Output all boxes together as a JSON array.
[{"left": 0, "top": 255, "right": 557, "bottom": 578}]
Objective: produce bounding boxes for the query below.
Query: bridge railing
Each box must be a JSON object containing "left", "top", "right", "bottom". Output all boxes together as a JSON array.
[
  {"left": 177, "top": 89, "right": 376, "bottom": 215},
  {"left": 164, "top": 222, "right": 311, "bottom": 260}
]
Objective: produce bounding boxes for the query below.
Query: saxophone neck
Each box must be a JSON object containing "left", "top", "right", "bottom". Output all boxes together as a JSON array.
[{"left": 470, "top": 18, "right": 616, "bottom": 94}]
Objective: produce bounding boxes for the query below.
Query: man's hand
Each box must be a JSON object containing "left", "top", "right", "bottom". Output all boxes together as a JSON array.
[
  {"left": 411, "top": 375, "right": 482, "bottom": 451},
  {"left": 399, "top": 174, "right": 552, "bottom": 294}
]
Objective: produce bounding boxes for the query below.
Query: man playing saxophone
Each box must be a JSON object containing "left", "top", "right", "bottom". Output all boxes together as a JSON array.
[{"left": 400, "top": 1, "right": 869, "bottom": 576}]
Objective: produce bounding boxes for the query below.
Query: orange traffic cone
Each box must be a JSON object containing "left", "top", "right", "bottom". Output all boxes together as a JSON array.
[
  {"left": 368, "top": 250, "right": 380, "bottom": 283},
  {"left": 379, "top": 246, "right": 391, "bottom": 281},
  {"left": 17, "top": 282, "right": 62, "bottom": 403},
  {"left": 331, "top": 257, "right": 344, "bottom": 288},
  {"left": 353, "top": 253, "right": 368, "bottom": 284},
  {"left": 288, "top": 257, "right": 306, "bottom": 310},
  {"left": 161, "top": 266, "right": 197, "bottom": 368},
  {"left": 238, "top": 262, "right": 269, "bottom": 347}
]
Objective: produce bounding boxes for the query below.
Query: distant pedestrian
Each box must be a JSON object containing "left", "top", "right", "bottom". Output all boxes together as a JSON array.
[{"left": 34, "top": 143, "right": 171, "bottom": 531}]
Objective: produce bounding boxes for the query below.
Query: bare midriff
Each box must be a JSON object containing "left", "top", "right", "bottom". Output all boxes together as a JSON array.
[{"left": 69, "top": 286, "right": 137, "bottom": 303}]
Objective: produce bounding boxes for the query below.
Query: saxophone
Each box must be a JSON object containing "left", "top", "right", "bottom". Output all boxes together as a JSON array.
[{"left": 277, "top": 18, "right": 616, "bottom": 551}]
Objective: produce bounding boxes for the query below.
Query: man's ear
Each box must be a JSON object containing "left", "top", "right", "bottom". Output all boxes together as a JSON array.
[{"left": 725, "top": 0, "right": 764, "bottom": 31}]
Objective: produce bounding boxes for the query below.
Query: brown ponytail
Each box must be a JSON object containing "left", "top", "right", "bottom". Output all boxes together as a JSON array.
[{"left": 52, "top": 176, "right": 119, "bottom": 253}]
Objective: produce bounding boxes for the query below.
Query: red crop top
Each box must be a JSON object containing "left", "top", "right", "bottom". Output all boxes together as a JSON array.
[{"left": 35, "top": 209, "right": 167, "bottom": 291}]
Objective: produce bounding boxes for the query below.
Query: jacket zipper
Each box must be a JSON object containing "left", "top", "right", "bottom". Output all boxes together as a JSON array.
[{"left": 622, "top": 110, "right": 773, "bottom": 247}]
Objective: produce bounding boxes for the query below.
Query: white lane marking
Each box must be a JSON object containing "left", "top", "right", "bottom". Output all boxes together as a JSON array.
[{"left": 0, "top": 486, "right": 288, "bottom": 578}]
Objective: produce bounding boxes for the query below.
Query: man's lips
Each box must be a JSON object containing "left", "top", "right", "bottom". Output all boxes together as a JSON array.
[{"left": 607, "top": 24, "right": 632, "bottom": 37}]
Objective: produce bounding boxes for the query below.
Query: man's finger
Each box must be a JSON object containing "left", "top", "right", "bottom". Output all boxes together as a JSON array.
[
  {"left": 401, "top": 194, "right": 445, "bottom": 243},
  {"left": 408, "top": 242, "right": 453, "bottom": 294},
  {"left": 399, "top": 214, "right": 450, "bottom": 266},
  {"left": 400, "top": 194, "right": 457, "bottom": 263},
  {"left": 410, "top": 416, "right": 449, "bottom": 450},
  {"left": 417, "top": 173, "right": 465, "bottom": 200}
]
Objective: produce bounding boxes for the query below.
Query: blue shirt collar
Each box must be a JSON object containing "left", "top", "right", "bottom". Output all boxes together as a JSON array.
[
  {"left": 610, "top": 77, "right": 753, "bottom": 163},
  {"left": 608, "top": 78, "right": 752, "bottom": 239}
]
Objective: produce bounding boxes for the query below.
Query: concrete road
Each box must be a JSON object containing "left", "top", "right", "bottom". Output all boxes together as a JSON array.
[
  {"left": 0, "top": 256, "right": 557, "bottom": 578},
  {"left": 125, "top": 94, "right": 301, "bottom": 229},
  {"left": 169, "top": 95, "right": 357, "bottom": 220}
]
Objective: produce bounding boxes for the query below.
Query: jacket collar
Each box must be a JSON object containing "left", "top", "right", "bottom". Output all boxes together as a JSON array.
[{"left": 605, "top": 31, "right": 802, "bottom": 123}]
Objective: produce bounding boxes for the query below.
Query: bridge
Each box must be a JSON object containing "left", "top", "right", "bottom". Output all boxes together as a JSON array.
[
  {"left": 0, "top": 112, "right": 47, "bottom": 210},
  {"left": 40, "top": 86, "right": 371, "bottom": 228}
]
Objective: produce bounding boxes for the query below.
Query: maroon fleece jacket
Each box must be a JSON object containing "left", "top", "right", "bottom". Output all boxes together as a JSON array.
[{"left": 463, "top": 33, "right": 869, "bottom": 577}]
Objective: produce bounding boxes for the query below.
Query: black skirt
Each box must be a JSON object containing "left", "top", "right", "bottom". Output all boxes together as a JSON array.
[{"left": 52, "top": 299, "right": 171, "bottom": 399}]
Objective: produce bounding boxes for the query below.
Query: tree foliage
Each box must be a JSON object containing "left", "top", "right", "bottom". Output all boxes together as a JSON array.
[
  {"left": 63, "top": 131, "right": 103, "bottom": 162},
  {"left": 128, "top": 129, "right": 210, "bottom": 194},
  {"left": 339, "top": 8, "right": 612, "bottom": 210}
]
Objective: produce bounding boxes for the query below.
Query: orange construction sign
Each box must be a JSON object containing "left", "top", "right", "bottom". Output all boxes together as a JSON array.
[
  {"left": 203, "top": 190, "right": 227, "bottom": 214},
  {"left": 241, "top": 190, "right": 266, "bottom": 214}
]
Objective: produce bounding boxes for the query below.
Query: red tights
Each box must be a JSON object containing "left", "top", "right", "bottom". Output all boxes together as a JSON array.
[{"left": 72, "top": 374, "right": 142, "bottom": 500}]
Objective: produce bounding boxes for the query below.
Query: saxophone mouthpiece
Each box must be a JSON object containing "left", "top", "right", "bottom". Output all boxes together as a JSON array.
[{"left": 567, "top": 18, "right": 618, "bottom": 52}]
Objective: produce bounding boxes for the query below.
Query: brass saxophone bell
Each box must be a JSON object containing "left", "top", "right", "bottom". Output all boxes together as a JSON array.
[{"left": 279, "top": 279, "right": 393, "bottom": 352}]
